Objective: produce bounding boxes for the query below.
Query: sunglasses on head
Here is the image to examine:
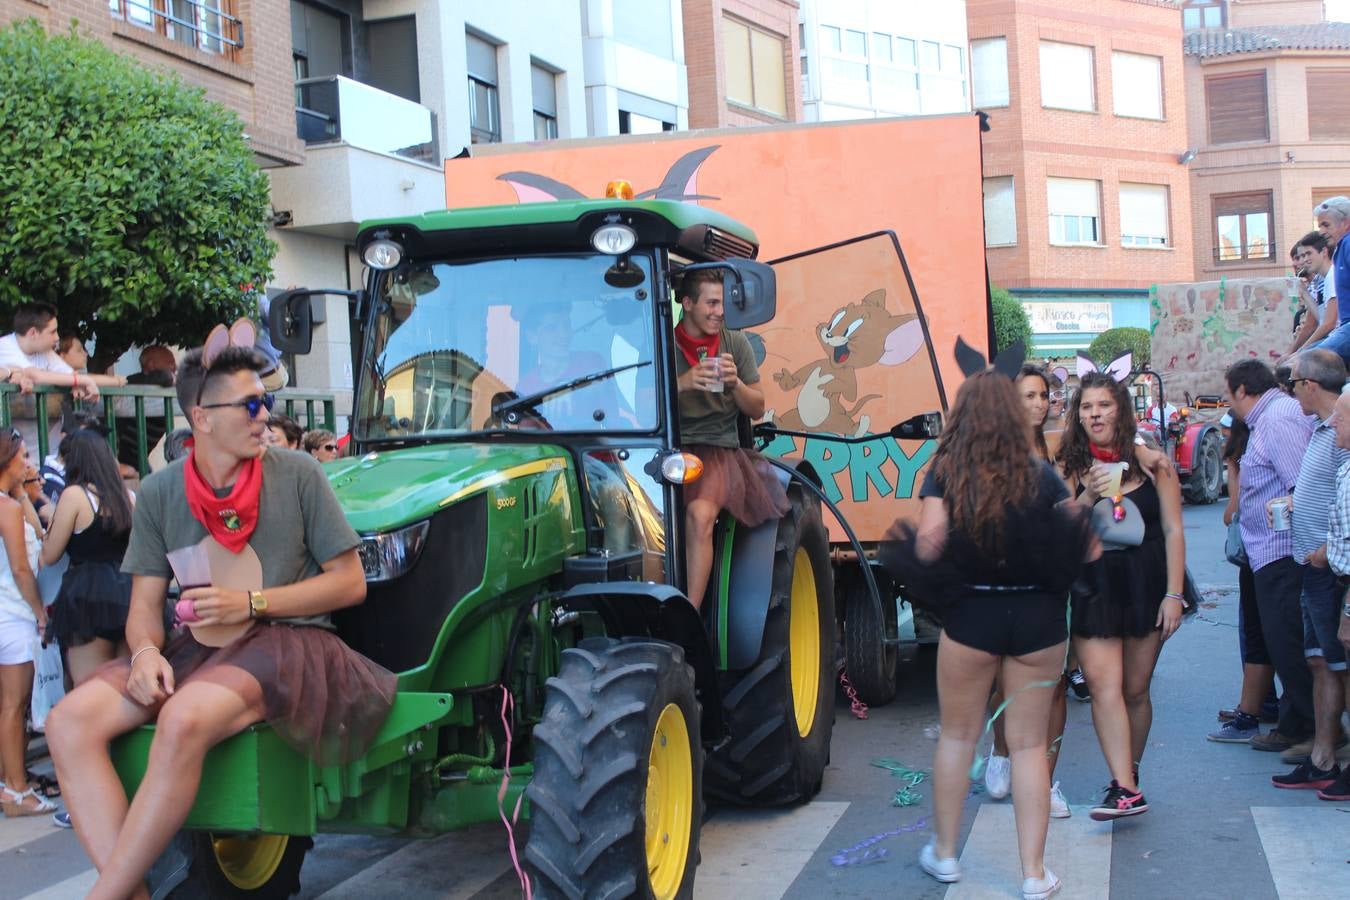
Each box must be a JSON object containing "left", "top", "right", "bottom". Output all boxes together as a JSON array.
[{"left": 199, "top": 393, "right": 276, "bottom": 419}]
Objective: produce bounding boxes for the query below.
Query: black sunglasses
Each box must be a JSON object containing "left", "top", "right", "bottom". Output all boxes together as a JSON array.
[{"left": 199, "top": 393, "right": 276, "bottom": 419}]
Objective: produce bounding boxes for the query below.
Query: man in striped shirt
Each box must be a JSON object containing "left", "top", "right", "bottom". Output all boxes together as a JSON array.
[
  {"left": 1266, "top": 351, "right": 1349, "bottom": 789},
  {"left": 1228, "top": 360, "right": 1316, "bottom": 754}
]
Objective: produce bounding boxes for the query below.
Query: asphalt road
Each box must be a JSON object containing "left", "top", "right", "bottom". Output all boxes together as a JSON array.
[{"left": 6, "top": 500, "right": 1350, "bottom": 899}]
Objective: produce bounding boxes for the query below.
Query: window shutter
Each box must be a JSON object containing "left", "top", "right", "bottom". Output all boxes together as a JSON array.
[
  {"left": 1119, "top": 184, "right": 1168, "bottom": 241},
  {"left": 1112, "top": 52, "right": 1162, "bottom": 119},
  {"left": 1047, "top": 178, "right": 1100, "bottom": 218},
  {"left": 972, "top": 38, "right": 1009, "bottom": 108},
  {"left": 1308, "top": 70, "right": 1350, "bottom": 140},
  {"left": 984, "top": 177, "right": 1017, "bottom": 246},
  {"left": 466, "top": 34, "right": 498, "bottom": 82},
  {"left": 1213, "top": 192, "right": 1269, "bottom": 218},
  {"left": 1206, "top": 72, "right": 1268, "bottom": 144},
  {"left": 1039, "top": 41, "right": 1095, "bottom": 111}
]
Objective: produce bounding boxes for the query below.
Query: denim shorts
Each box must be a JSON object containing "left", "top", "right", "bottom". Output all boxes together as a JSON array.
[
  {"left": 1308, "top": 322, "right": 1350, "bottom": 366},
  {"left": 1301, "top": 564, "right": 1347, "bottom": 671}
]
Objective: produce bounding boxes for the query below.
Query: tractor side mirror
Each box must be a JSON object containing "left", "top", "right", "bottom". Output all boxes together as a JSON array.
[
  {"left": 679, "top": 260, "right": 777, "bottom": 330},
  {"left": 891, "top": 411, "right": 942, "bottom": 441},
  {"left": 268, "top": 288, "right": 362, "bottom": 355}
]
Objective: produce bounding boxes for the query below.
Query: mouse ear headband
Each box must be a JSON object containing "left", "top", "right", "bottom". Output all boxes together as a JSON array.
[
  {"left": 1076, "top": 350, "right": 1133, "bottom": 382},
  {"left": 201, "top": 318, "right": 257, "bottom": 369},
  {"left": 955, "top": 337, "right": 1026, "bottom": 379}
]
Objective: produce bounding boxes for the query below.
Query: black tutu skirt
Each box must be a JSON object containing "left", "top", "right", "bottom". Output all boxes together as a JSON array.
[
  {"left": 1070, "top": 538, "right": 1168, "bottom": 639},
  {"left": 47, "top": 561, "right": 133, "bottom": 648}
]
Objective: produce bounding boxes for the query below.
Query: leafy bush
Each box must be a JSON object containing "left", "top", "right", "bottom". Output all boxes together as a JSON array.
[
  {"left": 1088, "top": 327, "right": 1151, "bottom": 368},
  {"left": 0, "top": 20, "right": 274, "bottom": 368},
  {"left": 991, "top": 285, "right": 1032, "bottom": 353}
]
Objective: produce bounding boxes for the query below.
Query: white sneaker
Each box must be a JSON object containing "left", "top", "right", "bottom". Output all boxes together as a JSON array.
[
  {"left": 984, "top": 752, "right": 1011, "bottom": 799},
  {"left": 1049, "top": 782, "right": 1071, "bottom": 819},
  {"left": 919, "top": 841, "right": 962, "bottom": 883},
  {"left": 1022, "top": 867, "right": 1061, "bottom": 900}
]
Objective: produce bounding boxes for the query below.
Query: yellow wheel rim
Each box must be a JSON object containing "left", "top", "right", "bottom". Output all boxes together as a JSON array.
[
  {"left": 645, "top": 702, "right": 694, "bottom": 900},
  {"left": 789, "top": 548, "right": 820, "bottom": 737},
  {"left": 213, "top": 833, "right": 289, "bottom": 890}
]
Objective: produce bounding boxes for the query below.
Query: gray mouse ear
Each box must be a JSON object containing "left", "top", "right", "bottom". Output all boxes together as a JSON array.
[
  {"left": 992, "top": 341, "right": 1026, "bottom": 380},
  {"left": 955, "top": 337, "right": 988, "bottom": 378}
]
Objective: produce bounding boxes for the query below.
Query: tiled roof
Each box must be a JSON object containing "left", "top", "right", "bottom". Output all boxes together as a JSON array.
[{"left": 1184, "top": 23, "right": 1350, "bottom": 58}]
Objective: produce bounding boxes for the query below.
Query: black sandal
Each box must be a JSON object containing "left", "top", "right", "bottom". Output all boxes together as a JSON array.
[{"left": 25, "top": 770, "right": 60, "bottom": 799}]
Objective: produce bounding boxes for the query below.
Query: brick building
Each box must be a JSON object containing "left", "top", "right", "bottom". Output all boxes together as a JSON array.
[
  {"left": 0, "top": 1, "right": 303, "bottom": 167},
  {"left": 1182, "top": 0, "right": 1350, "bottom": 281},
  {"left": 968, "top": 0, "right": 1194, "bottom": 356},
  {"left": 682, "top": 0, "right": 802, "bottom": 128}
]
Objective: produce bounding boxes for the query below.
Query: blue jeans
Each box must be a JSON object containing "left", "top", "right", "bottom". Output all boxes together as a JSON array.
[{"left": 1308, "top": 321, "right": 1350, "bottom": 365}]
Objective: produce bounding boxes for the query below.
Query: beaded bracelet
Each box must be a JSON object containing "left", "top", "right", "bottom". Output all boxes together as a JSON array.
[
  {"left": 1164, "top": 591, "right": 1187, "bottom": 607},
  {"left": 130, "top": 645, "right": 161, "bottom": 666}
]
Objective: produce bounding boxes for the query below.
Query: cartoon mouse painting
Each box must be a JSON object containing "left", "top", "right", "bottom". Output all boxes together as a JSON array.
[{"left": 770, "top": 289, "right": 925, "bottom": 437}]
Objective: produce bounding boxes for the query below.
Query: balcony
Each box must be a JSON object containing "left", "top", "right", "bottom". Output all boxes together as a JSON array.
[{"left": 295, "top": 76, "right": 438, "bottom": 165}]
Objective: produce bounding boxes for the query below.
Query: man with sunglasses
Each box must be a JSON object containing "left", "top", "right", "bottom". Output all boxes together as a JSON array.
[{"left": 44, "top": 343, "right": 394, "bottom": 899}]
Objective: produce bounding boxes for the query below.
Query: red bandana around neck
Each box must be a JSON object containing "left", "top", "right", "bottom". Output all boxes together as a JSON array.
[
  {"left": 184, "top": 452, "right": 263, "bottom": 554},
  {"left": 675, "top": 323, "right": 721, "bottom": 368},
  {"left": 1088, "top": 443, "right": 1122, "bottom": 464}
]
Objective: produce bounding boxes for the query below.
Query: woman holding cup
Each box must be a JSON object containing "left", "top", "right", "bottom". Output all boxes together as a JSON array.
[{"left": 1057, "top": 371, "right": 1186, "bottom": 820}]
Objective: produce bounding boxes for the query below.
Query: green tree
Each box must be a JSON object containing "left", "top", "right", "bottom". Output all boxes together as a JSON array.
[
  {"left": 0, "top": 20, "right": 274, "bottom": 369},
  {"left": 991, "top": 285, "right": 1032, "bottom": 353},
  {"left": 1088, "top": 327, "right": 1151, "bottom": 368}
]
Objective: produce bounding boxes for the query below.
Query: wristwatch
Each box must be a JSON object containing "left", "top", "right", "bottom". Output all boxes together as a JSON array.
[{"left": 248, "top": 590, "right": 269, "bottom": 619}]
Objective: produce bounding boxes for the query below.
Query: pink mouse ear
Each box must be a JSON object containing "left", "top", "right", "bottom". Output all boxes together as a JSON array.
[
  {"left": 201, "top": 325, "right": 230, "bottom": 369},
  {"left": 227, "top": 318, "right": 257, "bottom": 349}
]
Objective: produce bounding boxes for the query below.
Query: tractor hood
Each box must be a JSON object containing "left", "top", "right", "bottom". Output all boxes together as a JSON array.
[{"left": 326, "top": 443, "right": 572, "bottom": 534}]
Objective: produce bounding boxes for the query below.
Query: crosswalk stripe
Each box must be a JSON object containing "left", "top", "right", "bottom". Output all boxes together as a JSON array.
[
  {"left": 693, "top": 800, "right": 849, "bottom": 900},
  {"left": 0, "top": 816, "right": 61, "bottom": 854},
  {"left": 313, "top": 824, "right": 512, "bottom": 900},
  {"left": 1251, "top": 806, "right": 1350, "bottom": 899},
  {"left": 944, "top": 803, "right": 1112, "bottom": 899},
  {"left": 18, "top": 868, "right": 97, "bottom": 900}
]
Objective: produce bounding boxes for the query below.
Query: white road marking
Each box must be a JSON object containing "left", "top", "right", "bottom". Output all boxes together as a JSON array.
[
  {"left": 694, "top": 800, "right": 849, "bottom": 900},
  {"left": 313, "top": 824, "right": 512, "bottom": 900},
  {"left": 18, "top": 868, "right": 97, "bottom": 899},
  {"left": 944, "top": 803, "right": 1111, "bottom": 899},
  {"left": 0, "top": 815, "right": 63, "bottom": 854},
  {"left": 1251, "top": 806, "right": 1350, "bottom": 900}
]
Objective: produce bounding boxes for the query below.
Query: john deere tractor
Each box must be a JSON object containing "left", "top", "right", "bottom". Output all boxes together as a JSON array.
[{"left": 113, "top": 191, "right": 937, "bottom": 899}]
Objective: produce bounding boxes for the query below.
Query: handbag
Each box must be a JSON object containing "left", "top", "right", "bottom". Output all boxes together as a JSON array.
[
  {"left": 1225, "top": 514, "right": 1248, "bottom": 567},
  {"left": 29, "top": 638, "right": 65, "bottom": 733}
]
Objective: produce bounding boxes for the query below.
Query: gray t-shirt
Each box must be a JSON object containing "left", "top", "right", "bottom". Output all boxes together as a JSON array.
[{"left": 122, "top": 447, "right": 359, "bottom": 628}]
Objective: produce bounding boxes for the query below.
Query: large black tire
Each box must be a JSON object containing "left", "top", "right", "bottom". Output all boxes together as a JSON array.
[
  {"left": 526, "top": 637, "right": 703, "bottom": 900},
  {"left": 167, "top": 833, "right": 311, "bottom": 899},
  {"left": 705, "top": 491, "right": 836, "bottom": 805},
  {"left": 841, "top": 566, "right": 898, "bottom": 707},
  {"left": 1183, "top": 431, "right": 1224, "bottom": 504}
]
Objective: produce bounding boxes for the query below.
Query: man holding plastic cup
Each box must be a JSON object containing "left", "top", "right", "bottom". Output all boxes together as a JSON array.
[{"left": 674, "top": 269, "right": 789, "bottom": 610}]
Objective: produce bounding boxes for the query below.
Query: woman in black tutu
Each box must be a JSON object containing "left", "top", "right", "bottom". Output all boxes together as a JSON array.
[
  {"left": 880, "top": 367, "right": 1095, "bottom": 900},
  {"left": 1058, "top": 372, "right": 1185, "bottom": 820},
  {"left": 42, "top": 429, "right": 135, "bottom": 685}
]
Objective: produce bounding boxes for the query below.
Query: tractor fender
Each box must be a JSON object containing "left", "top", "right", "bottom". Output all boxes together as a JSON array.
[
  {"left": 1175, "top": 421, "right": 1216, "bottom": 472},
  {"left": 556, "top": 582, "right": 726, "bottom": 743}
]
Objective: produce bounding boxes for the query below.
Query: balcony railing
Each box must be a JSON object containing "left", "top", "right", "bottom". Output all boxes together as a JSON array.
[
  {"left": 1, "top": 385, "right": 337, "bottom": 476},
  {"left": 295, "top": 76, "right": 439, "bottom": 164},
  {"left": 111, "top": 0, "right": 244, "bottom": 55}
]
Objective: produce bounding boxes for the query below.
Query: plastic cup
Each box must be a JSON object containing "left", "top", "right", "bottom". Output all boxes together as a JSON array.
[
  {"left": 705, "top": 356, "right": 724, "bottom": 393},
  {"left": 1098, "top": 461, "right": 1128, "bottom": 497}
]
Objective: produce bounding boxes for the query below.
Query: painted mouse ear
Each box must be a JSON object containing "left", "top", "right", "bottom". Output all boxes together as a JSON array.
[
  {"left": 1075, "top": 351, "right": 1100, "bottom": 380},
  {"left": 991, "top": 341, "right": 1026, "bottom": 380},
  {"left": 955, "top": 337, "right": 989, "bottom": 378},
  {"left": 201, "top": 325, "right": 230, "bottom": 369},
  {"left": 227, "top": 318, "right": 257, "bottom": 350},
  {"left": 1105, "top": 351, "right": 1134, "bottom": 383}
]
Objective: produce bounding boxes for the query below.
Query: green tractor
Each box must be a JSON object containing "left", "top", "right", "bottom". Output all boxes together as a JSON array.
[{"left": 115, "top": 196, "right": 938, "bottom": 898}]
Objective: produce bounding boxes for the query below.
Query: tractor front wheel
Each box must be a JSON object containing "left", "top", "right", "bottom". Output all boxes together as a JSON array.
[
  {"left": 1183, "top": 431, "right": 1224, "bottom": 505},
  {"left": 168, "top": 832, "right": 311, "bottom": 899},
  {"left": 526, "top": 637, "right": 702, "bottom": 900},
  {"left": 841, "top": 565, "right": 898, "bottom": 707}
]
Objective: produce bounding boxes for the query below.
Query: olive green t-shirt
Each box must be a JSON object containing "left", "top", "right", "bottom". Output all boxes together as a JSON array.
[
  {"left": 676, "top": 328, "right": 760, "bottom": 448},
  {"left": 121, "top": 448, "right": 360, "bottom": 629}
]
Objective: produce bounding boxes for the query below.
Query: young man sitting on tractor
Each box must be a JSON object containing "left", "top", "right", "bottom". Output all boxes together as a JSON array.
[{"left": 675, "top": 269, "right": 790, "bottom": 609}]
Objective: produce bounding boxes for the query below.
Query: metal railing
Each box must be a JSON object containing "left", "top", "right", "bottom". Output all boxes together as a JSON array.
[
  {"left": 114, "top": 0, "right": 244, "bottom": 54},
  {"left": 0, "top": 385, "right": 337, "bottom": 475}
]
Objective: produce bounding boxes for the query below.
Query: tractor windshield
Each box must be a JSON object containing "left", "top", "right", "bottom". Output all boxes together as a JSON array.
[{"left": 354, "top": 252, "right": 659, "bottom": 441}]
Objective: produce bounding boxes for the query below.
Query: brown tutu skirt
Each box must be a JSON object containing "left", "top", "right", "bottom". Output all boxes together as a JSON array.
[
  {"left": 685, "top": 445, "right": 791, "bottom": 527},
  {"left": 96, "top": 623, "right": 397, "bottom": 766}
]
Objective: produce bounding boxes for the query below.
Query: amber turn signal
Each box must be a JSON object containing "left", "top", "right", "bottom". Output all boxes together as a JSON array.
[
  {"left": 660, "top": 452, "right": 704, "bottom": 484},
  {"left": 605, "top": 179, "right": 635, "bottom": 200}
]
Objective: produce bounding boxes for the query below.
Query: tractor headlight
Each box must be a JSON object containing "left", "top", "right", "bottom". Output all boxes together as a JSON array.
[
  {"left": 358, "top": 520, "right": 430, "bottom": 583},
  {"left": 363, "top": 239, "right": 404, "bottom": 270},
  {"left": 591, "top": 223, "right": 637, "bottom": 255}
]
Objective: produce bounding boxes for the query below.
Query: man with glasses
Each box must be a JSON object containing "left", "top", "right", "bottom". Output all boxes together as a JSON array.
[
  {"left": 1309, "top": 197, "right": 1350, "bottom": 365},
  {"left": 45, "top": 341, "right": 394, "bottom": 899},
  {"left": 1283, "top": 232, "right": 1339, "bottom": 364}
]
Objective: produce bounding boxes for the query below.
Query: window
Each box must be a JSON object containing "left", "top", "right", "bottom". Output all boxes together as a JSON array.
[
  {"left": 1112, "top": 52, "right": 1163, "bottom": 119},
  {"left": 1307, "top": 70, "right": 1350, "bottom": 140},
  {"left": 112, "top": 0, "right": 243, "bottom": 56},
  {"left": 531, "top": 64, "right": 558, "bottom": 141},
  {"left": 1214, "top": 193, "right": 1273, "bottom": 262},
  {"left": 1047, "top": 178, "right": 1101, "bottom": 245},
  {"left": 971, "top": 37, "right": 1009, "bottom": 108},
  {"left": 1182, "top": 1, "right": 1224, "bottom": 31},
  {"left": 723, "top": 17, "right": 787, "bottom": 117},
  {"left": 844, "top": 29, "right": 866, "bottom": 57},
  {"left": 368, "top": 17, "right": 420, "bottom": 103},
  {"left": 1206, "top": 72, "right": 1268, "bottom": 144},
  {"left": 1040, "top": 41, "right": 1095, "bottom": 111},
  {"left": 984, "top": 177, "right": 1017, "bottom": 246},
  {"left": 821, "top": 25, "right": 841, "bottom": 54},
  {"left": 921, "top": 40, "right": 940, "bottom": 70},
  {"left": 896, "top": 37, "right": 916, "bottom": 67},
  {"left": 619, "top": 110, "right": 674, "bottom": 134},
  {"left": 1119, "top": 184, "right": 1169, "bottom": 247},
  {"left": 873, "top": 33, "right": 892, "bottom": 63},
  {"left": 466, "top": 33, "right": 501, "bottom": 144},
  {"left": 941, "top": 45, "right": 964, "bottom": 75}
]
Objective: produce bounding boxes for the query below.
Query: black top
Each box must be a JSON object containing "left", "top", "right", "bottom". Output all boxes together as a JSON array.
[{"left": 66, "top": 488, "right": 130, "bottom": 566}]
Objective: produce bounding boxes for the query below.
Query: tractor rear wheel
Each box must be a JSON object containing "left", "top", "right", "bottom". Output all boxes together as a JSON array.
[
  {"left": 705, "top": 491, "right": 836, "bottom": 805},
  {"left": 167, "top": 832, "right": 311, "bottom": 898},
  {"left": 526, "top": 637, "right": 702, "bottom": 900},
  {"left": 1183, "top": 431, "right": 1223, "bottom": 504},
  {"left": 841, "top": 566, "right": 898, "bottom": 707}
]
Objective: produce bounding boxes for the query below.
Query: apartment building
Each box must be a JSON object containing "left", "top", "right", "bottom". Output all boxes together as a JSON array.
[
  {"left": 683, "top": 0, "right": 802, "bottom": 127},
  {"left": 798, "top": 0, "right": 970, "bottom": 121},
  {"left": 1182, "top": 0, "right": 1350, "bottom": 281},
  {"left": 582, "top": 0, "right": 689, "bottom": 135},
  {"left": 969, "top": 0, "right": 1194, "bottom": 357}
]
